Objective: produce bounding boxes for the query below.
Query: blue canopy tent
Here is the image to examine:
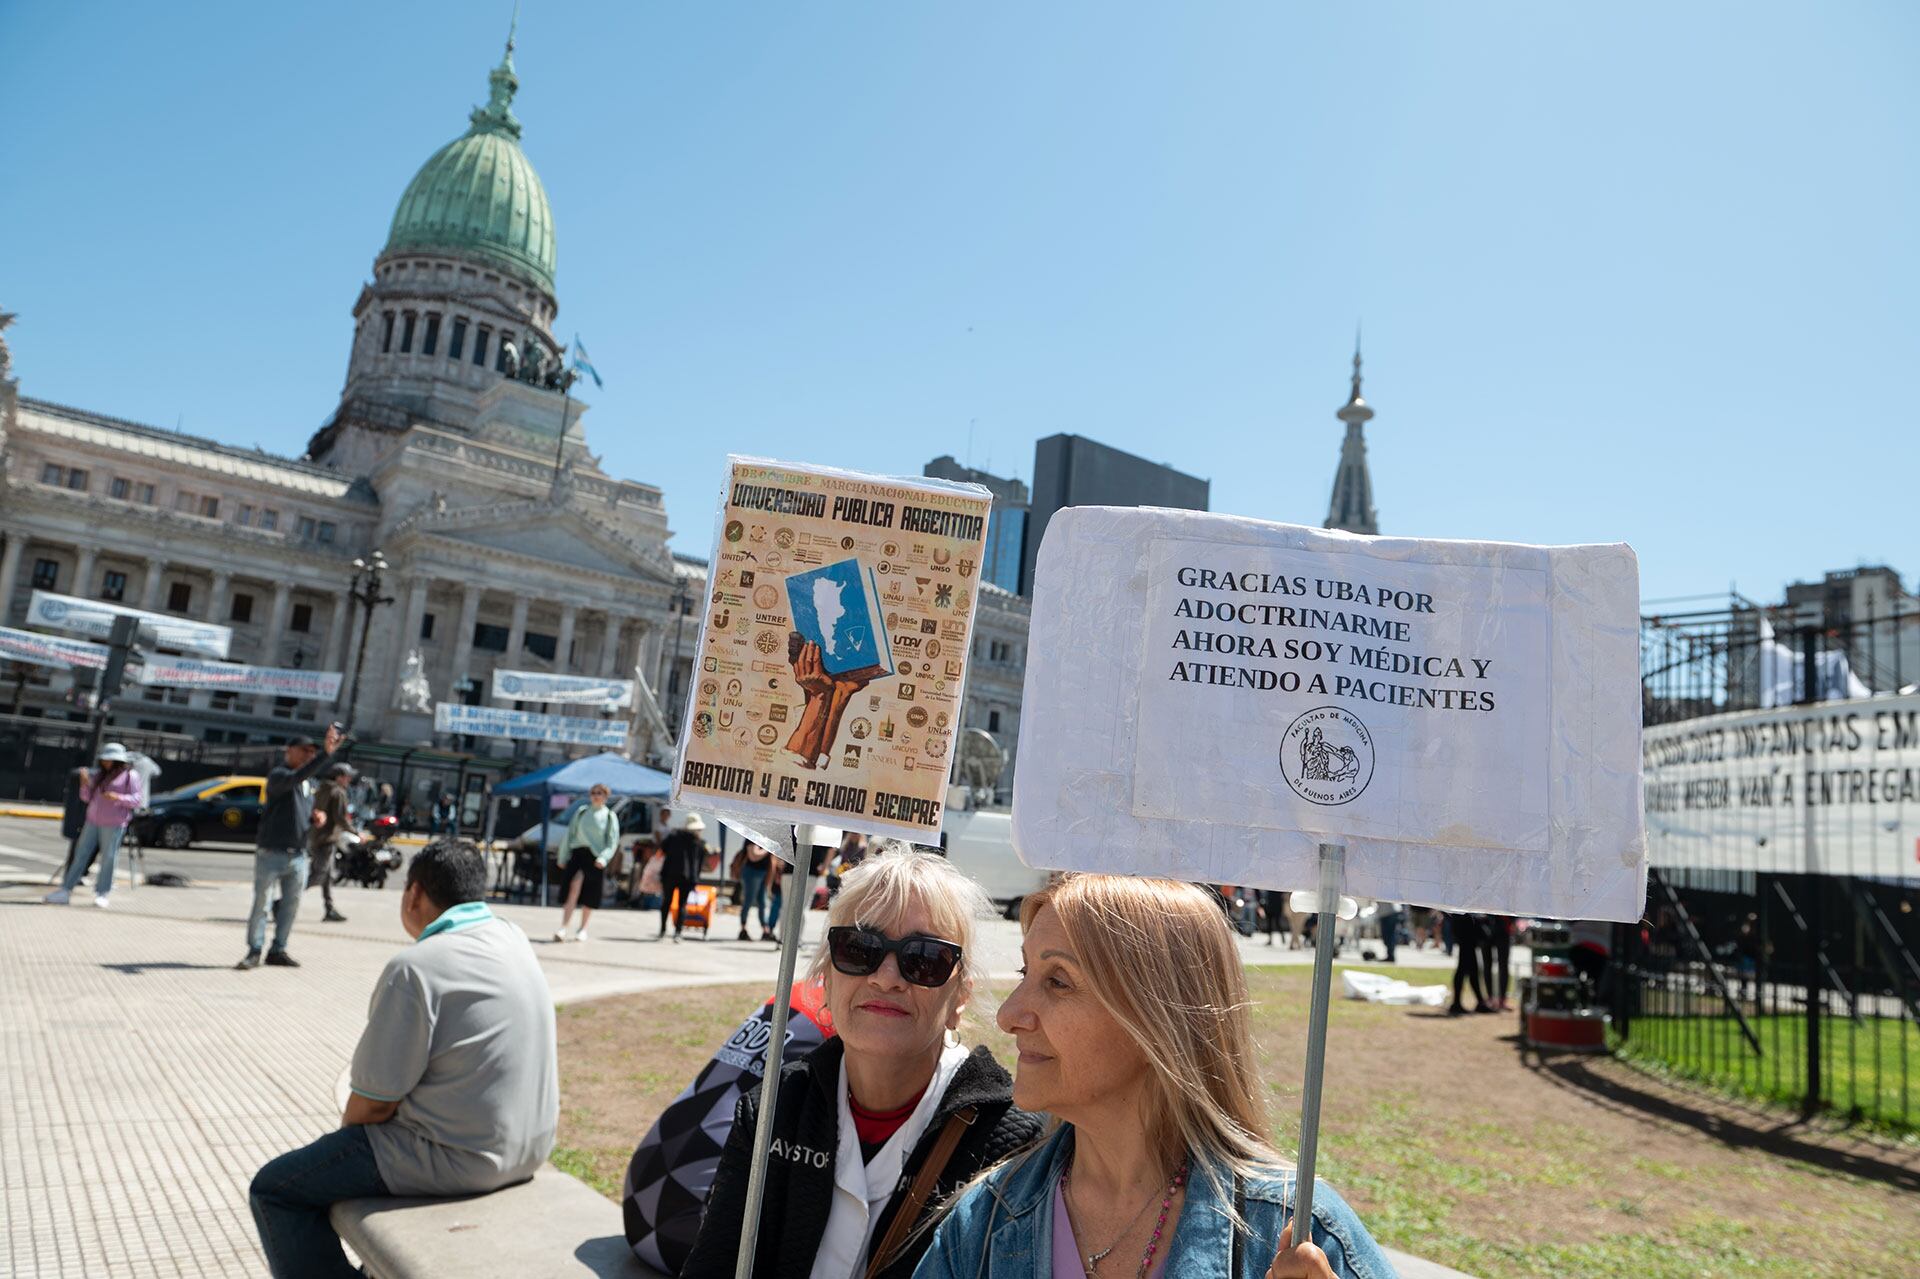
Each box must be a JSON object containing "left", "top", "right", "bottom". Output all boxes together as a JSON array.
[{"left": 491, "top": 753, "right": 673, "bottom": 905}]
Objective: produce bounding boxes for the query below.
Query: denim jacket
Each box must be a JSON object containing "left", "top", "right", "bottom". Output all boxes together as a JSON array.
[{"left": 912, "top": 1128, "right": 1395, "bottom": 1279}]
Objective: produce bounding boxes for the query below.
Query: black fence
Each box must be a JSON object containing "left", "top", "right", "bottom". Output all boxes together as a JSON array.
[{"left": 1624, "top": 601, "right": 1920, "bottom": 1134}]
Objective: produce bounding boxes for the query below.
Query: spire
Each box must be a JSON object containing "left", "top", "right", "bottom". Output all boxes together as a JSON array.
[
  {"left": 1325, "top": 330, "right": 1379, "bottom": 535},
  {"left": 470, "top": 4, "right": 523, "bottom": 139}
]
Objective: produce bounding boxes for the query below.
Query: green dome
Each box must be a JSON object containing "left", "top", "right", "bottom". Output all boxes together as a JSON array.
[{"left": 384, "top": 47, "right": 556, "bottom": 296}]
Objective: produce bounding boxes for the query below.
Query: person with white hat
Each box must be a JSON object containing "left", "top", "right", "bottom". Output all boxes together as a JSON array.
[
  {"left": 44, "top": 743, "right": 145, "bottom": 908},
  {"left": 657, "top": 813, "right": 708, "bottom": 942}
]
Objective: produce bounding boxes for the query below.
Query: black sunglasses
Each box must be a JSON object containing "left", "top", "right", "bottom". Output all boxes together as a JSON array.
[{"left": 827, "top": 926, "right": 963, "bottom": 989}]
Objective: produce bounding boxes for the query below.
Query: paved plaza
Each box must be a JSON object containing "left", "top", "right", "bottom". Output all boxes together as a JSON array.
[{"left": 0, "top": 816, "right": 1463, "bottom": 1276}]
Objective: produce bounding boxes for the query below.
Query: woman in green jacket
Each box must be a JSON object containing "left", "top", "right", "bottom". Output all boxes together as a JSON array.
[{"left": 554, "top": 784, "right": 620, "bottom": 942}]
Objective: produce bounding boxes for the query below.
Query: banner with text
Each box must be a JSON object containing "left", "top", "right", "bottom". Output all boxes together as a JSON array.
[
  {"left": 135, "top": 658, "right": 343, "bottom": 702},
  {"left": 1643, "top": 693, "right": 1920, "bottom": 882},
  {"left": 435, "top": 702, "right": 630, "bottom": 747},
  {"left": 27, "top": 590, "right": 233, "bottom": 657},
  {"left": 492, "top": 669, "right": 636, "bottom": 707},
  {"left": 0, "top": 625, "right": 110, "bottom": 670},
  {"left": 670, "top": 457, "right": 993, "bottom": 846},
  {"left": 1013, "top": 507, "right": 1645, "bottom": 921}
]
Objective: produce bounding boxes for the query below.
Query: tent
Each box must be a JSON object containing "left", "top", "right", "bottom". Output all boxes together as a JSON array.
[{"left": 491, "top": 753, "right": 672, "bottom": 904}]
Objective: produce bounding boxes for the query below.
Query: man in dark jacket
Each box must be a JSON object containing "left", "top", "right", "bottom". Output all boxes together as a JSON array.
[
  {"left": 657, "top": 814, "right": 707, "bottom": 941},
  {"left": 238, "top": 724, "right": 341, "bottom": 970},
  {"left": 679, "top": 1037, "right": 1040, "bottom": 1279},
  {"left": 308, "top": 763, "right": 356, "bottom": 924}
]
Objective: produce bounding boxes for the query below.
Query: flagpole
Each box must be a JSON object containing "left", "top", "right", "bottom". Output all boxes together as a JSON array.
[{"left": 550, "top": 377, "right": 572, "bottom": 487}]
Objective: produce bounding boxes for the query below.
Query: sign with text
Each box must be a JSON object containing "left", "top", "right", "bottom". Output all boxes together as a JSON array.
[
  {"left": 1014, "top": 507, "right": 1645, "bottom": 921},
  {"left": 1643, "top": 693, "right": 1920, "bottom": 881},
  {"left": 670, "top": 457, "right": 992, "bottom": 843},
  {"left": 27, "top": 590, "right": 232, "bottom": 657},
  {"left": 491, "top": 669, "right": 636, "bottom": 708},
  {"left": 434, "top": 701, "right": 629, "bottom": 747},
  {"left": 0, "top": 625, "right": 109, "bottom": 670},
  {"left": 135, "top": 658, "right": 343, "bottom": 702}
]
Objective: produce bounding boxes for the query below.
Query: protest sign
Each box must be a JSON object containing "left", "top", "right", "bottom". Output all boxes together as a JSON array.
[
  {"left": 1013, "top": 507, "right": 1645, "bottom": 921},
  {"left": 28, "top": 590, "right": 232, "bottom": 657},
  {"left": 670, "top": 458, "right": 993, "bottom": 845},
  {"left": 1642, "top": 692, "right": 1920, "bottom": 880},
  {"left": 135, "top": 657, "right": 343, "bottom": 702},
  {"left": 492, "top": 669, "right": 636, "bottom": 707},
  {"left": 0, "top": 625, "right": 110, "bottom": 670},
  {"left": 435, "top": 701, "right": 630, "bottom": 747}
]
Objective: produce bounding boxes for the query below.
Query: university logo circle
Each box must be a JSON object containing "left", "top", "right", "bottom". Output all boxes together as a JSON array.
[
  {"left": 1279, "top": 705, "right": 1375, "bottom": 806},
  {"left": 500, "top": 675, "right": 523, "bottom": 695}
]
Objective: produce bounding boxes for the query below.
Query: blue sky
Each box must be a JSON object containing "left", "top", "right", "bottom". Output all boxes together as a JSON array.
[{"left": 4, "top": 2, "right": 1914, "bottom": 607}]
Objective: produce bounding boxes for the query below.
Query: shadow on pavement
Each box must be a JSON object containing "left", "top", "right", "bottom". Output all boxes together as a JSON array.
[
  {"left": 1521, "top": 1046, "right": 1920, "bottom": 1194},
  {"left": 101, "top": 961, "right": 237, "bottom": 975}
]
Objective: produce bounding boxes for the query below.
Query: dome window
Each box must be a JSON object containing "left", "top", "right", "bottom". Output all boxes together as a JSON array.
[
  {"left": 400, "top": 313, "right": 417, "bottom": 354},
  {"left": 473, "top": 326, "right": 491, "bottom": 367},
  {"left": 449, "top": 318, "right": 468, "bottom": 361},
  {"left": 422, "top": 313, "right": 441, "bottom": 356},
  {"left": 381, "top": 312, "right": 396, "bottom": 353}
]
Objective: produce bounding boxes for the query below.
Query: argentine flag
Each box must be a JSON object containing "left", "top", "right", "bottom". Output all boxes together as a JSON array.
[{"left": 570, "top": 336, "right": 604, "bottom": 389}]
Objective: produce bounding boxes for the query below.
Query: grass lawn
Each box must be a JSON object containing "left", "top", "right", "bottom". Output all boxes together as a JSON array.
[
  {"left": 1613, "top": 1011, "right": 1919, "bottom": 1137},
  {"left": 556, "top": 966, "right": 1920, "bottom": 1279}
]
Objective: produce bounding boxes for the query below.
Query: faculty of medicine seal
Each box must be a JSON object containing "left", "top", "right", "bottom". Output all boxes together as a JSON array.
[{"left": 1280, "top": 705, "right": 1375, "bottom": 806}]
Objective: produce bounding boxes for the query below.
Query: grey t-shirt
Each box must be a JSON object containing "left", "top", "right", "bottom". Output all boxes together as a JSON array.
[{"left": 349, "top": 912, "right": 559, "bottom": 1195}]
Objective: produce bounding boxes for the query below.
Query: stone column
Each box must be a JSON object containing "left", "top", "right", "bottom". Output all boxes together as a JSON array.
[
  {"left": 190, "top": 570, "right": 233, "bottom": 709},
  {"left": 261, "top": 582, "right": 294, "bottom": 666},
  {"left": 505, "top": 596, "right": 530, "bottom": 669},
  {"left": 597, "top": 614, "right": 625, "bottom": 677},
  {"left": 322, "top": 587, "right": 355, "bottom": 672},
  {"left": 639, "top": 621, "right": 665, "bottom": 685},
  {"left": 554, "top": 603, "right": 578, "bottom": 675},
  {"left": 72, "top": 545, "right": 99, "bottom": 599},
  {"left": 0, "top": 536, "right": 25, "bottom": 624},
  {"left": 139, "top": 557, "right": 168, "bottom": 610},
  {"left": 448, "top": 584, "right": 483, "bottom": 698}
]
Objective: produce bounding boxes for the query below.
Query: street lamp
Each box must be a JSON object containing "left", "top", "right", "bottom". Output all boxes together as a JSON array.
[
  {"left": 657, "top": 587, "right": 694, "bottom": 724},
  {"left": 340, "top": 549, "right": 395, "bottom": 735}
]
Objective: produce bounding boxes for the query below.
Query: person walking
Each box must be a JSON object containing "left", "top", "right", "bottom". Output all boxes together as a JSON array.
[
  {"left": 238, "top": 725, "right": 341, "bottom": 970},
  {"left": 308, "top": 763, "right": 356, "bottom": 924},
  {"left": 376, "top": 781, "right": 395, "bottom": 816},
  {"left": 1447, "top": 912, "right": 1491, "bottom": 1015},
  {"left": 734, "top": 843, "right": 772, "bottom": 941},
  {"left": 1260, "top": 890, "right": 1289, "bottom": 947},
  {"left": 1374, "top": 900, "right": 1403, "bottom": 963},
  {"left": 657, "top": 814, "right": 706, "bottom": 941},
  {"left": 764, "top": 854, "right": 785, "bottom": 942},
  {"left": 553, "top": 784, "right": 619, "bottom": 943},
  {"left": 44, "top": 744, "right": 145, "bottom": 908}
]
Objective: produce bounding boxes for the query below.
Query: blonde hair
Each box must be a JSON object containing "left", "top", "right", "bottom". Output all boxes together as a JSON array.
[
  {"left": 805, "top": 849, "right": 994, "bottom": 1009},
  {"left": 1020, "top": 874, "right": 1275, "bottom": 1188}
]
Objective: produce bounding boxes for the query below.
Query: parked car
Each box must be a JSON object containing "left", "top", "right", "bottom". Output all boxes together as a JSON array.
[{"left": 132, "top": 775, "right": 267, "bottom": 849}]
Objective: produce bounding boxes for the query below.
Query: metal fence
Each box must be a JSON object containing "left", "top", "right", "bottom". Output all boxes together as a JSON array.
[{"left": 1622, "top": 603, "right": 1920, "bottom": 1133}]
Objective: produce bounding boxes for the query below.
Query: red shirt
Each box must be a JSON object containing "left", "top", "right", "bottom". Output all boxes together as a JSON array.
[{"left": 849, "top": 1084, "right": 928, "bottom": 1150}]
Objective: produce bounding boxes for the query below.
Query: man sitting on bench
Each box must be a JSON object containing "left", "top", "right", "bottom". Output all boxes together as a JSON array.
[{"left": 249, "top": 839, "right": 559, "bottom": 1279}]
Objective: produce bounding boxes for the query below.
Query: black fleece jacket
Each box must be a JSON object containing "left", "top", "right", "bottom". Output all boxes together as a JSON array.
[{"left": 680, "top": 1038, "right": 1041, "bottom": 1279}]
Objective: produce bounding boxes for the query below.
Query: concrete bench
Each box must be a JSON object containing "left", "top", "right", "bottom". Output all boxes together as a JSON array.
[{"left": 332, "top": 1166, "right": 663, "bottom": 1279}]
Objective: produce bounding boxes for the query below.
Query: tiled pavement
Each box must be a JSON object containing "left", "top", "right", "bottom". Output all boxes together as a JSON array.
[{"left": 0, "top": 854, "right": 1467, "bottom": 1277}]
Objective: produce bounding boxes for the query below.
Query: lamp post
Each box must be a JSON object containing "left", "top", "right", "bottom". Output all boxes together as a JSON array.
[
  {"left": 341, "top": 549, "right": 395, "bottom": 735},
  {"left": 657, "top": 587, "right": 694, "bottom": 725}
]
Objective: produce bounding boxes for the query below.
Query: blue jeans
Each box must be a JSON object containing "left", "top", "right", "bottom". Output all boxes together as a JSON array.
[
  {"left": 766, "top": 882, "right": 783, "bottom": 931},
  {"left": 250, "top": 1124, "right": 389, "bottom": 1279},
  {"left": 248, "top": 849, "right": 309, "bottom": 954},
  {"left": 61, "top": 823, "right": 126, "bottom": 895},
  {"left": 738, "top": 863, "right": 770, "bottom": 928}
]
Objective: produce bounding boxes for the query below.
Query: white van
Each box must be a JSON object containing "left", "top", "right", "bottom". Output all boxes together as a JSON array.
[{"left": 940, "top": 800, "right": 1048, "bottom": 916}]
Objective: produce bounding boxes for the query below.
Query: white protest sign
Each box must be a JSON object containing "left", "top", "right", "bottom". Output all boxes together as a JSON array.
[
  {"left": 492, "top": 669, "right": 636, "bottom": 708},
  {"left": 1012, "top": 507, "right": 1646, "bottom": 921},
  {"left": 669, "top": 457, "right": 993, "bottom": 854},
  {"left": 0, "top": 625, "right": 110, "bottom": 670},
  {"left": 435, "top": 702, "right": 630, "bottom": 747},
  {"left": 27, "top": 590, "right": 233, "bottom": 657},
  {"left": 135, "top": 657, "right": 343, "bottom": 702}
]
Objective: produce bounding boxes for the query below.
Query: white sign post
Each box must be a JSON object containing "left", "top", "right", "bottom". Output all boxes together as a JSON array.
[
  {"left": 490, "top": 669, "right": 636, "bottom": 708},
  {"left": 1013, "top": 506, "right": 1645, "bottom": 1245},
  {"left": 433, "top": 702, "right": 630, "bottom": 748}
]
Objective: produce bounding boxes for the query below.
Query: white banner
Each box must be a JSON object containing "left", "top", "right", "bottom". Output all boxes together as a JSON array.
[
  {"left": 1644, "top": 694, "right": 1920, "bottom": 882},
  {"left": 435, "top": 701, "right": 630, "bottom": 747},
  {"left": 27, "top": 590, "right": 232, "bottom": 657},
  {"left": 0, "top": 625, "right": 110, "bottom": 670},
  {"left": 1013, "top": 508, "right": 1646, "bottom": 922},
  {"left": 135, "top": 657, "right": 343, "bottom": 702},
  {"left": 491, "top": 669, "right": 636, "bottom": 708}
]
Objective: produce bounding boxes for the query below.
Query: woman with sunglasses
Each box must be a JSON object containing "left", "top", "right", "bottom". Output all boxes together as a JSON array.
[
  {"left": 683, "top": 850, "right": 1040, "bottom": 1279},
  {"left": 916, "top": 874, "right": 1392, "bottom": 1279}
]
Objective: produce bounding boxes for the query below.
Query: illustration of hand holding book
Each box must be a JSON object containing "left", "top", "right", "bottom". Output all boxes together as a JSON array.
[{"left": 784, "top": 560, "right": 893, "bottom": 769}]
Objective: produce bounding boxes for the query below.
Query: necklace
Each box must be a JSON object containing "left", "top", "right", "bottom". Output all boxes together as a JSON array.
[{"left": 1062, "top": 1157, "right": 1189, "bottom": 1277}]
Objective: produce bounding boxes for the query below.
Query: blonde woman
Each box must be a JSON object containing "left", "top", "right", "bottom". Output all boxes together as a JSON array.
[
  {"left": 553, "top": 785, "right": 618, "bottom": 942},
  {"left": 916, "top": 875, "right": 1390, "bottom": 1279},
  {"left": 683, "top": 851, "right": 1041, "bottom": 1279}
]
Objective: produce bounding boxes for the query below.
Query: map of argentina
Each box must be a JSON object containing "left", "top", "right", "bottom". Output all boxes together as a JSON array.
[{"left": 785, "top": 559, "right": 892, "bottom": 677}]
